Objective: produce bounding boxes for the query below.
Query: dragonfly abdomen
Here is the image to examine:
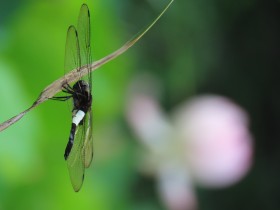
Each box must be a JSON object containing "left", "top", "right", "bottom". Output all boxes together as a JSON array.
[
  {"left": 64, "top": 123, "right": 76, "bottom": 160},
  {"left": 64, "top": 110, "right": 86, "bottom": 160},
  {"left": 72, "top": 110, "right": 85, "bottom": 125}
]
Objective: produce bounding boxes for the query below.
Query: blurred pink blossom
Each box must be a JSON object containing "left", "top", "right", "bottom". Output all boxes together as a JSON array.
[
  {"left": 173, "top": 96, "right": 253, "bottom": 187},
  {"left": 126, "top": 77, "right": 253, "bottom": 210}
]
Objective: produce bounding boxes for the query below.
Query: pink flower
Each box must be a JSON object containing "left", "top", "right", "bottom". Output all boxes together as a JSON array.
[
  {"left": 173, "top": 95, "right": 253, "bottom": 187},
  {"left": 126, "top": 78, "right": 253, "bottom": 210}
]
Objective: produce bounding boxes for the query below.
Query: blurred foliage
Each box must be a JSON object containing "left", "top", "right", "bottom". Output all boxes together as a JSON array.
[{"left": 0, "top": 0, "right": 280, "bottom": 210}]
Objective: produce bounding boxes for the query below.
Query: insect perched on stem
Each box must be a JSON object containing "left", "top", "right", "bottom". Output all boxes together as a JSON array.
[
  {"left": 0, "top": 0, "right": 174, "bottom": 133},
  {"left": 52, "top": 4, "right": 93, "bottom": 192},
  {"left": 0, "top": 0, "right": 174, "bottom": 192}
]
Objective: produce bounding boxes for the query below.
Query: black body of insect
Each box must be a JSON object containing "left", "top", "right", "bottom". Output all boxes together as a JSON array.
[{"left": 62, "top": 80, "right": 92, "bottom": 160}]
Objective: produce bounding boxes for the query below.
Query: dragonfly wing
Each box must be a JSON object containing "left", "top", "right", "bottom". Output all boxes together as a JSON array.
[
  {"left": 77, "top": 4, "right": 93, "bottom": 168},
  {"left": 64, "top": 25, "right": 81, "bottom": 75},
  {"left": 84, "top": 109, "right": 93, "bottom": 168},
  {"left": 77, "top": 4, "right": 92, "bottom": 88},
  {"left": 66, "top": 122, "right": 86, "bottom": 192}
]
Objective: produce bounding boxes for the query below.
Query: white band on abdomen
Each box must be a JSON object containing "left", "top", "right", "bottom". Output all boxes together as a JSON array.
[{"left": 72, "top": 110, "right": 85, "bottom": 125}]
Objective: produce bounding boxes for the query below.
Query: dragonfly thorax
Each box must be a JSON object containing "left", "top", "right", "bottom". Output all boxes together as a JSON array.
[{"left": 72, "top": 80, "right": 92, "bottom": 113}]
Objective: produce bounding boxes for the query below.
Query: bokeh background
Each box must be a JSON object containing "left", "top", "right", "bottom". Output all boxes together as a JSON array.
[{"left": 0, "top": 0, "right": 280, "bottom": 209}]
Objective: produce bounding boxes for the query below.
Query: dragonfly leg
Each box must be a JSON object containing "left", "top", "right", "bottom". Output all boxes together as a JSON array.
[
  {"left": 62, "top": 83, "right": 75, "bottom": 94},
  {"left": 49, "top": 95, "right": 72, "bottom": 101}
]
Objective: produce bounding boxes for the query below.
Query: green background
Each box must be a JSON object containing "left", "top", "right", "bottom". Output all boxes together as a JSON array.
[{"left": 1, "top": 0, "right": 280, "bottom": 209}]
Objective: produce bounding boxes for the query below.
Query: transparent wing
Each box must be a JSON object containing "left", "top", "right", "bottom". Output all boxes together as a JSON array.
[
  {"left": 77, "top": 4, "right": 93, "bottom": 168},
  {"left": 66, "top": 123, "right": 86, "bottom": 192},
  {"left": 84, "top": 109, "right": 93, "bottom": 168},
  {"left": 64, "top": 25, "right": 81, "bottom": 75},
  {"left": 77, "top": 4, "right": 92, "bottom": 89}
]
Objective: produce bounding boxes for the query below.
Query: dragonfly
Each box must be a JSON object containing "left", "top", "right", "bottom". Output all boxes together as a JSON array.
[{"left": 52, "top": 4, "right": 93, "bottom": 192}]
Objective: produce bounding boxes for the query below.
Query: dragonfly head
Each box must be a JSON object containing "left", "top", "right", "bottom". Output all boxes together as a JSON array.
[{"left": 73, "top": 80, "right": 90, "bottom": 94}]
